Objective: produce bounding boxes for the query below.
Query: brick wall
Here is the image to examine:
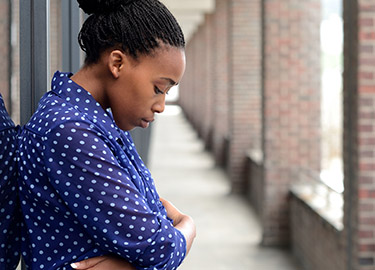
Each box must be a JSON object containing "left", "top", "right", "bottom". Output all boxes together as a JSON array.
[
  {"left": 176, "top": 0, "right": 375, "bottom": 266},
  {"left": 343, "top": 0, "right": 375, "bottom": 269},
  {"left": 227, "top": 0, "right": 262, "bottom": 193},
  {"left": 191, "top": 23, "right": 206, "bottom": 137},
  {"left": 180, "top": 0, "right": 322, "bottom": 247},
  {"left": 212, "top": 0, "right": 229, "bottom": 166},
  {"left": 180, "top": 0, "right": 263, "bottom": 192},
  {"left": 202, "top": 14, "right": 215, "bottom": 149},
  {"left": 185, "top": 24, "right": 206, "bottom": 136},
  {"left": 247, "top": 156, "right": 264, "bottom": 216},
  {"left": 179, "top": 0, "right": 232, "bottom": 168},
  {"left": 290, "top": 195, "right": 345, "bottom": 270},
  {"left": 178, "top": 34, "right": 194, "bottom": 122},
  {"left": 262, "top": 0, "right": 321, "bottom": 245}
]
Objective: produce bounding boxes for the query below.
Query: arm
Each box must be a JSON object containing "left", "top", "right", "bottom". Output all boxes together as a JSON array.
[
  {"left": 71, "top": 198, "right": 197, "bottom": 270},
  {"left": 160, "top": 198, "right": 196, "bottom": 255},
  {"left": 43, "top": 120, "right": 187, "bottom": 269},
  {"left": 71, "top": 255, "right": 136, "bottom": 270},
  {"left": 71, "top": 200, "right": 196, "bottom": 270}
]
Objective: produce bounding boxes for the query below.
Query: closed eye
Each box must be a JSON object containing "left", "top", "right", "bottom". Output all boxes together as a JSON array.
[{"left": 154, "top": 86, "right": 164, "bottom": 95}]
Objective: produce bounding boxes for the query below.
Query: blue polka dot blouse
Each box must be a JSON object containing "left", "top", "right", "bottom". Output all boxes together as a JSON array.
[
  {"left": 0, "top": 94, "right": 21, "bottom": 269},
  {"left": 18, "top": 71, "right": 186, "bottom": 270}
]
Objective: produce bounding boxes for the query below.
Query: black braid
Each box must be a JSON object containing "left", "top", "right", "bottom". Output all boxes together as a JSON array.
[{"left": 78, "top": 0, "right": 185, "bottom": 65}]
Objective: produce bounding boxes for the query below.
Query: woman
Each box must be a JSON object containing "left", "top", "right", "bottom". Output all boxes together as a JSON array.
[{"left": 18, "top": 0, "right": 196, "bottom": 269}]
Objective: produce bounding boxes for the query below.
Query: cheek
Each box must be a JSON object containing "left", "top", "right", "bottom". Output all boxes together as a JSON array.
[{"left": 131, "top": 86, "right": 155, "bottom": 108}]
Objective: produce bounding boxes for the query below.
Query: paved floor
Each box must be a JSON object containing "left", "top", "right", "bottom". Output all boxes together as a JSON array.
[{"left": 148, "top": 106, "right": 302, "bottom": 270}]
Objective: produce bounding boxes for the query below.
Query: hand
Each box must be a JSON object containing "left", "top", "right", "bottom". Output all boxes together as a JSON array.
[
  {"left": 159, "top": 198, "right": 184, "bottom": 225},
  {"left": 71, "top": 255, "right": 136, "bottom": 270},
  {"left": 160, "top": 198, "right": 196, "bottom": 255}
]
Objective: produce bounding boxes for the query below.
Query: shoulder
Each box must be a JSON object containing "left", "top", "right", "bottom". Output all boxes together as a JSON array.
[{"left": 24, "top": 92, "right": 92, "bottom": 136}]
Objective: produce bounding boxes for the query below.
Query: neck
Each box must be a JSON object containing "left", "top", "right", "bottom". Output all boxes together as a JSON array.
[{"left": 71, "top": 64, "right": 109, "bottom": 109}]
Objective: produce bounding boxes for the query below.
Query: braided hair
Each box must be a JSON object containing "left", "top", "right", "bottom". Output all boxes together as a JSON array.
[{"left": 77, "top": 0, "right": 185, "bottom": 64}]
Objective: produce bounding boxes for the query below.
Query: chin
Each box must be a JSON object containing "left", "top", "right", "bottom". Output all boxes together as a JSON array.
[{"left": 117, "top": 123, "right": 132, "bottom": 131}]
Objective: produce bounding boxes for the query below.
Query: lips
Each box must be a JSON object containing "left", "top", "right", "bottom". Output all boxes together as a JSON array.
[
  {"left": 140, "top": 118, "right": 154, "bottom": 128},
  {"left": 142, "top": 118, "right": 154, "bottom": 123}
]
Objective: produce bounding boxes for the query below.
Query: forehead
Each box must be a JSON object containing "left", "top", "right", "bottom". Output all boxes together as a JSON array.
[{"left": 136, "top": 47, "right": 186, "bottom": 81}]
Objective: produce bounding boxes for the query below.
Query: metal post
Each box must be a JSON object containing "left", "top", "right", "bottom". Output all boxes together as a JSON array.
[
  {"left": 62, "top": 0, "right": 81, "bottom": 73},
  {"left": 19, "top": 0, "right": 50, "bottom": 265},
  {"left": 130, "top": 127, "right": 152, "bottom": 166},
  {"left": 20, "top": 0, "right": 50, "bottom": 125}
]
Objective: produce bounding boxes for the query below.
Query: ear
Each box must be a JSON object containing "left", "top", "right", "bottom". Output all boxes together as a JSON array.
[{"left": 108, "top": 50, "right": 126, "bottom": 79}]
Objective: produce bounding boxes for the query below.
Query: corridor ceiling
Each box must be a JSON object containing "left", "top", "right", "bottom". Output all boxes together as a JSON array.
[{"left": 160, "top": 0, "right": 215, "bottom": 42}]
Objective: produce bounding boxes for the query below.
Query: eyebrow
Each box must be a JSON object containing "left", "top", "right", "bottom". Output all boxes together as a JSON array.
[{"left": 160, "top": 77, "right": 178, "bottom": 86}]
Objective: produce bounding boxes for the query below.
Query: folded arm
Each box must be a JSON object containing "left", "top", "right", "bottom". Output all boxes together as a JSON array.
[{"left": 159, "top": 198, "right": 196, "bottom": 255}]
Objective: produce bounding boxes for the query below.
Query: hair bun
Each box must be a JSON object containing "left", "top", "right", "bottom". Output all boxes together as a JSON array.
[{"left": 77, "top": 0, "right": 136, "bottom": 15}]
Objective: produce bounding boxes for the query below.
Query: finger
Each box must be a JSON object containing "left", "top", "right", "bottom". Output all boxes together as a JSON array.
[
  {"left": 159, "top": 197, "right": 167, "bottom": 205},
  {"left": 71, "top": 256, "right": 107, "bottom": 269}
]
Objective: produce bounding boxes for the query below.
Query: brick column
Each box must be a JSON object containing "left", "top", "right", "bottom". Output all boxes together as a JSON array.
[
  {"left": 193, "top": 26, "right": 206, "bottom": 135},
  {"left": 262, "top": 0, "right": 321, "bottom": 245},
  {"left": 202, "top": 14, "right": 215, "bottom": 149},
  {"left": 181, "top": 27, "right": 206, "bottom": 133},
  {"left": 228, "top": 0, "right": 262, "bottom": 192},
  {"left": 180, "top": 1, "right": 231, "bottom": 167},
  {"left": 212, "top": 0, "right": 230, "bottom": 166},
  {"left": 179, "top": 36, "right": 195, "bottom": 123},
  {"left": 343, "top": 0, "right": 375, "bottom": 269}
]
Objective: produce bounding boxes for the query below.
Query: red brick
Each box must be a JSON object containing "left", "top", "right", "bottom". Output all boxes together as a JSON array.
[
  {"left": 360, "top": 45, "right": 374, "bottom": 53},
  {"left": 359, "top": 189, "right": 375, "bottom": 198},
  {"left": 359, "top": 72, "right": 374, "bottom": 80},
  {"left": 360, "top": 5, "right": 375, "bottom": 12},
  {"left": 359, "top": 202, "right": 375, "bottom": 211},
  {"left": 359, "top": 230, "right": 374, "bottom": 239},
  {"left": 359, "top": 86, "right": 375, "bottom": 93},
  {"left": 359, "top": 217, "right": 375, "bottom": 226},
  {"left": 359, "top": 244, "right": 375, "bottom": 252},
  {"left": 360, "top": 18, "right": 374, "bottom": 26}
]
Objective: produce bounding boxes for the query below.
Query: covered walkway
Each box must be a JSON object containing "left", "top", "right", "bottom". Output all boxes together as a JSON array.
[{"left": 148, "top": 106, "right": 301, "bottom": 270}]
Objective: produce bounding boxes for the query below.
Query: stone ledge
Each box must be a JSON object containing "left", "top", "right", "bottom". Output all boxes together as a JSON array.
[
  {"left": 290, "top": 182, "right": 344, "bottom": 232},
  {"left": 246, "top": 149, "right": 263, "bottom": 165}
]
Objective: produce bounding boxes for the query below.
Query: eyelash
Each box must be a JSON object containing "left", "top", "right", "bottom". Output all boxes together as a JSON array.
[{"left": 154, "top": 86, "right": 164, "bottom": 95}]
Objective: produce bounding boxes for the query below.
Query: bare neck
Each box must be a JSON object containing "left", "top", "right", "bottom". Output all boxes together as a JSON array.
[{"left": 70, "top": 64, "right": 110, "bottom": 109}]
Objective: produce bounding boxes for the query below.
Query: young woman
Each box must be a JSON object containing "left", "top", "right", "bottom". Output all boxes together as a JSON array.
[{"left": 18, "top": 0, "right": 196, "bottom": 269}]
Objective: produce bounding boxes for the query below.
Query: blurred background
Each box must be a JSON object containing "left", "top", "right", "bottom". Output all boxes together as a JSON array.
[{"left": 1, "top": 0, "right": 374, "bottom": 269}]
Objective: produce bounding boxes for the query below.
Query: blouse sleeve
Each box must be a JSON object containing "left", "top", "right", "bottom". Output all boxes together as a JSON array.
[{"left": 42, "top": 119, "right": 186, "bottom": 270}]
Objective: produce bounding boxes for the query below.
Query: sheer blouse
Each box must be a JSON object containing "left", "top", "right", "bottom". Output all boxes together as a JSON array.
[{"left": 18, "top": 71, "right": 186, "bottom": 270}]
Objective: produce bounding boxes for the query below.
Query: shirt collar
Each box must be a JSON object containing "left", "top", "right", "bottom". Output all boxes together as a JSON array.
[{"left": 50, "top": 71, "right": 124, "bottom": 143}]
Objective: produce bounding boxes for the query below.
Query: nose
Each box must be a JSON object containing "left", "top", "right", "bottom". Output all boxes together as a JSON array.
[{"left": 152, "top": 95, "right": 165, "bottom": 114}]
